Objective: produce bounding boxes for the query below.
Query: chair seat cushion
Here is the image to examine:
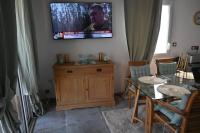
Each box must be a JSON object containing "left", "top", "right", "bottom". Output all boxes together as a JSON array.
[
  {"left": 154, "top": 94, "right": 190, "bottom": 126},
  {"left": 129, "top": 64, "right": 150, "bottom": 96},
  {"left": 158, "top": 62, "right": 177, "bottom": 75},
  {"left": 130, "top": 64, "right": 151, "bottom": 80}
]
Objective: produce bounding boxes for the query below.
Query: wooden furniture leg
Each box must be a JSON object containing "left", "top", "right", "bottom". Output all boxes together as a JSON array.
[
  {"left": 128, "top": 91, "right": 131, "bottom": 109},
  {"left": 131, "top": 88, "right": 140, "bottom": 123},
  {"left": 145, "top": 96, "right": 153, "bottom": 133}
]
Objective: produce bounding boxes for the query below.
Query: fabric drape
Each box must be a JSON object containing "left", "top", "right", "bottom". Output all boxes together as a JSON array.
[
  {"left": 0, "top": 0, "right": 20, "bottom": 132},
  {"left": 124, "top": 0, "right": 163, "bottom": 61},
  {"left": 15, "top": 0, "right": 43, "bottom": 116}
]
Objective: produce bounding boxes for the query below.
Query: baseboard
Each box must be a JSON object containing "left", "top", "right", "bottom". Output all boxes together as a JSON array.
[
  {"left": 41, "top": 98, "right": 56, "bottom": 104},
  {"left": 41, "top": 98, "right": 56, "bottom": 111}
]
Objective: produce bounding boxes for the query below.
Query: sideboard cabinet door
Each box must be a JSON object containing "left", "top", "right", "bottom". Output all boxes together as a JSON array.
[
  {"left": 87, "top": 74, "right": 112, "bottom": 101},
  {"left": 56, "top": 76, "right": 85, "bottom": 105}
]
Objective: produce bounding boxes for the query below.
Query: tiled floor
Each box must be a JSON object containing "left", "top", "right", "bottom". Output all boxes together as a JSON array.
[
  {"left": 33, "top": 98, "right": 168, "bottom": 133},
  {"left": 33, "top": 98, "right": 128, "bottom": 133}
]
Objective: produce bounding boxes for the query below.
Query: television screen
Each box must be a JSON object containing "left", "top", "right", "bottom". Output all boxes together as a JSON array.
[{"left": 50, "top": 2, "right": 112, "bottom": 40}]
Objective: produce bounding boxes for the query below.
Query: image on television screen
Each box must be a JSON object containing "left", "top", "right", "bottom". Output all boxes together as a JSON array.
[{"left": 50, "top": 2, "right": 112, "bottom": 40}]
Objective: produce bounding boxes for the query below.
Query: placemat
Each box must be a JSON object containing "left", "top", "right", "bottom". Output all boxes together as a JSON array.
[
  {"left": 138, "top": 76, "right": 166, "bottom": 85},
  {"left": 157, "top": 85, "right": 191, "bottom": 97}
]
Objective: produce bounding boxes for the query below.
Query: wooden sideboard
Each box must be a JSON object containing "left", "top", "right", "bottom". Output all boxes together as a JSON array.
[{"left": 53, "top": 62, "right": 115, "bottom": 111}]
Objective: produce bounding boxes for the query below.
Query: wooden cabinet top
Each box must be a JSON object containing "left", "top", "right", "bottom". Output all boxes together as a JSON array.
[{"left": 53, "top": 61, "right": 114, "bottom": 69}]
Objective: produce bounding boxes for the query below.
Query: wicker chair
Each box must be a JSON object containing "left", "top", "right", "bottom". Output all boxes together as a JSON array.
[{"left": 176, "top": 54, "right": 188, "bottom": 78}]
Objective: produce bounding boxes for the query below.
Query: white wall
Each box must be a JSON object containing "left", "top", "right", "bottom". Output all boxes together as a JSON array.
[
  {"left": 31, "top": 0, "right": 129, "bottom": 97},
  {"left": 31, "top": 0, "right": 200, "bottom": 98},
  {"left": 152, "top": 0, "right": 200, "bottom": 74},
  {"left": 169, "top": 0, "right": 200, "bottom": 56}
]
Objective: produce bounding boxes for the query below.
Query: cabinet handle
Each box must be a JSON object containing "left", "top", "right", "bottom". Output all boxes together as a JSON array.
[
  {"left": 96, "top": 68, "right": 102, "bottom": 72},
  {"left": 66, "top": 70, "right": 73, "bottom": 73}
]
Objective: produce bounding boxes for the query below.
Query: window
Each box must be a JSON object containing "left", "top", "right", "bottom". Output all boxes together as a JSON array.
[{"left": 154, "top": 4, "right": 171, "bottom": 54}]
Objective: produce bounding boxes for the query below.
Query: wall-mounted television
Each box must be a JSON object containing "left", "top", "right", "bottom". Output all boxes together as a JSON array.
[{"left": 50, "top": 2, "right": 112, "bottom": 40}]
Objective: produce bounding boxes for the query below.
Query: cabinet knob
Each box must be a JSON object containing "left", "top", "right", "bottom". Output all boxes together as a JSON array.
[{"left": 96, "top": 68, "right": 102, "bottom": 72}]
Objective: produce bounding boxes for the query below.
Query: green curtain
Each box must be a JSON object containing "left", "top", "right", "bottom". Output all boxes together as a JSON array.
[
  {"left": 124, "top": 0, "right": 163, "bottom": 61},
  {"left": 15, "top": 0, "right": 43, "bottom": 116},
  {"left": 0, "top": 0, "right": 21, "bottom": 132}
]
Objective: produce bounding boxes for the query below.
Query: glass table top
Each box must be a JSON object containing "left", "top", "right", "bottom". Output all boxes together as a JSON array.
[{"left": 131, "top": 74, "right": 199, "bottom": 100}]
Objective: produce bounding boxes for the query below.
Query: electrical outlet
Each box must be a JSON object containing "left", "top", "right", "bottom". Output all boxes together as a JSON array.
[
  {"left": 172, "top": 42, "right": 177, "bottom": 47},
  {"left": 191, "top": 46, "right": 199, "bottom": 50}
]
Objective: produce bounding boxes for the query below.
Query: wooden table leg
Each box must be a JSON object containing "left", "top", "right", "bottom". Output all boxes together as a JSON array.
[
  {"left": 145, "top": 96, "right": 154, "bottom": 133},
  {"left": 131, "top": 88, "right": 140, "bottom": 123},
  {"left": 128, "top": 91, "right": 131, "bottom": 109}
]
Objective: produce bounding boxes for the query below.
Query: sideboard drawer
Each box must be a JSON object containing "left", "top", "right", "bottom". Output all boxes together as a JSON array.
[
  {"left": 84, "top": 66, "right": 113, "bottom": 75},
  {"left": 54, "top": 68, "right": 83, "bottom": 76}
]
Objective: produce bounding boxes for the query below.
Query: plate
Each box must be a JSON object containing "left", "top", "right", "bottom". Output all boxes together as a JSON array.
[
  {"left": 157, "top": 85, "right": 191, "bottom": 97},
  {"left": 138, "top": 76, "right": 166, "bottom": 85}
]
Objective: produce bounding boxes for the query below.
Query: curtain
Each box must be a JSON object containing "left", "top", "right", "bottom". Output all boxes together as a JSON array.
[
  {"left": 0, "top": 0, "right": 21, "bottom": 132},
  {"left": 124, "top": 0, "right": 163, "bottom": 61},
  {"left": 15, "top": 0, "right": 43, "bottom": 116}
]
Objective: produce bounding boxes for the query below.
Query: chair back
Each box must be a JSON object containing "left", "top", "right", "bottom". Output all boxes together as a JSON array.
[
  {"left": 181, "top": 90, "right": 200, "bottom": 133},
  {"left": 129, "top": 61, "right": 149, "bottom": 66},
  {"left": 156, "top": 58, "right": 177, "bottom": 75},
  {"left": 128, "top": 61, "right": 150, "bottom": 79},
  {"left": 176, "top": 55, "right": 188, "bottom": 72}
]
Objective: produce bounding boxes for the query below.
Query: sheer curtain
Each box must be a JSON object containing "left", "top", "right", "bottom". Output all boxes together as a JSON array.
[
  {"left": 0, "top": 0, "right": 43, "bottom": 132},
  {"left": 0, "top": 0, "right": 20, "bottom": 132},
  {"left": 124, "top": 0, "right": 163, "bottom": 61},
  {"left": 15, "top": 0, "right": 43, "bottom": 116}
]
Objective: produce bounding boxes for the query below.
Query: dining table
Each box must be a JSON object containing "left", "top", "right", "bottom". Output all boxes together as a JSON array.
[{"left": 129, "top": 74, "right": 199, "bottom": 133}]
